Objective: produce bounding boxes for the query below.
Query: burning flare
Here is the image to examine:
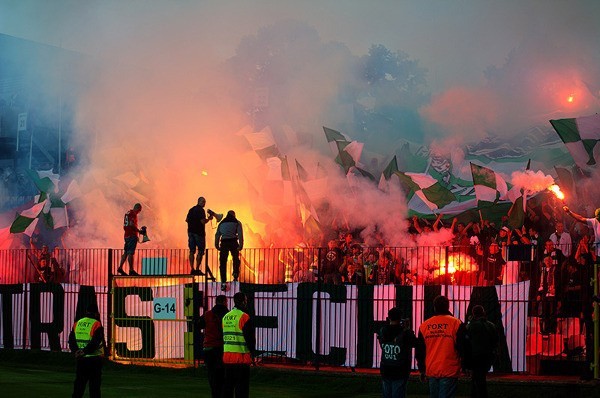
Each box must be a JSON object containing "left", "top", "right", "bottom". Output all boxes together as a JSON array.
[{"left": 548, "top": 184, "right": 565, "bottom": 200}]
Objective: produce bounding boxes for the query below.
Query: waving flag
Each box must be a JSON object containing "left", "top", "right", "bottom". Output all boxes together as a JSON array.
[
  {"left": 470, "top": 162, "right": 508, "bottom": 206},
  {"left": 550, "top": 114, "right": 600, "bottom": 167},
  {"left": 25, "top": 168, "right": 59, "bottom": 194},
  {"left": 10, "top": 200, "right": 47, "bottom": 235},
  {"left": 244, "top": 126, "right": 280, "bottom": 159},
  {"left": 378, "top": 155, "right": 399, "bottom": 191},
  {"left": 394, "top": 171, "right": 456, "bottom": 210},
  {"left": 323, "top": 126, "right": 369, "bottom": 175}
]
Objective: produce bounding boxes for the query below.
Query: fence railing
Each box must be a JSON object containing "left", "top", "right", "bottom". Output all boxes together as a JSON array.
[{"left": 0, "top": 244, "right": 595, "bottom": 374}]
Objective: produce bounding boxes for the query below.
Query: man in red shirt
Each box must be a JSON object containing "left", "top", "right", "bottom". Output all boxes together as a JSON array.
[{"left": 117, "top": 203, "right": 143, "bottom": 276}]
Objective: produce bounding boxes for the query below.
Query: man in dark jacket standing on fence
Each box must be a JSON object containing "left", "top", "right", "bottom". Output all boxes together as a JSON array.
[
  {"left": 215, "top": 210, "right": 244, "bottom": 291},
  {"left": 377, "top": 307, "right": 417, "bottom": 398},
  {"left": 462, "top": 305, "right": 498, "bottom": 398},
  {"left": 197, "top": 295, "right": 228, "bottom": 398},
  {"left": 68, "top": 307, "right": 106, "bottom": 398},
  {"left": 186, "top": 196, "right": 214, "bottom": 276}
]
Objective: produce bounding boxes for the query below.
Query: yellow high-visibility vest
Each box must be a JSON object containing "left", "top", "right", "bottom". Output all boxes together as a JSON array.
[
  {"left": 222, "top": 308, "right": 251, "bottom": 364},
  {"left": 73, "top": 317, "right": 104, "bottom": 358}
]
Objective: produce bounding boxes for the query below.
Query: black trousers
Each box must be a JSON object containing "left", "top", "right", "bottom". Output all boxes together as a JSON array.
[
  {"left": 72, "top": 356, "right": 102, "bottom": 398},
  {"left": 470, "top": 355, "right": 492, "bottom": 398},
  {"left": 203, "top": 347, "right": 224, "bottom": 398},
  {"left": 222, "top": 364, "right": 250, "bottom": 398},
  {"left": 219, "top": 240, "right": 240, "bottom": 283}
]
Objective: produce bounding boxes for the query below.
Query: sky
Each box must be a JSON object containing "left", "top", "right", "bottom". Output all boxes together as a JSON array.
[
  {"left": 2, "top": 0, "right": 599, "bottom": 91},
  {"left": 1, "top": 0, "right": 599, "bottom": 251}
]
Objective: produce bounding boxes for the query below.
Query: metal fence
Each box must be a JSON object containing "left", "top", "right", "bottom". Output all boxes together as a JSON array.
[{"left": 0, "top": 244, "right": 595, "bottom": 374}]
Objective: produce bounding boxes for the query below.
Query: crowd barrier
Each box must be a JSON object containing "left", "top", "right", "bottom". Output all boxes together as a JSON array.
[{"left": 0, "top": 245, "right": 595, "bottom": 374}]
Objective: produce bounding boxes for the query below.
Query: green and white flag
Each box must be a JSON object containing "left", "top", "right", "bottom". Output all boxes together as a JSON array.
[
  {"left": 550, "top": 114, "right": 600, "bottom": 167},
  {"left": 323, "top": 127, "right": 358, "bottom": 171},
  {"left": 25, "top": 168, "right": 59, "bottom": 194},
  {"left": 394, "top": 171, "right": 456, "bottom": 210},
  {"left": 10, "top": 200, "right": 47, "bottom": 235},
  {"left": 470, "top": 162, "right": 508, "bottom": 206},
  {"left": 323, "top": 126, "right": 349, "bottom": 144},
  {"left": 334, "top": 140, "right": 363, "bottom": 173},
  {"left": 378, "top": 155, "right": 399, "bottom": 191},
  {"left": 244, "top": 126, "right": 280, "bottom": 159}
]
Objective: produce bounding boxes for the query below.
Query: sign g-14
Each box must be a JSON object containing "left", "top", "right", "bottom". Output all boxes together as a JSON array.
[{"left": 153, "top": 297, "right": 176, "bottom": 320}]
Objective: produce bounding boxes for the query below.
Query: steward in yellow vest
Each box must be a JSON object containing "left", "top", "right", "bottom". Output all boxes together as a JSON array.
[
  {"left": 222, "top": 292, "right": 255, "bottom": 398},
  {"left": 68, "top": 308, "right": 106, "bottom": 398}
]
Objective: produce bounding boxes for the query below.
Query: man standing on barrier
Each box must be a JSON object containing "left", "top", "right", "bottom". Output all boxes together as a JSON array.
[
  {"left": 68, "top": 306, "right": 106, "bottom": 398},
  {"left": 215, "top": 210, "right": 244, "bottom": 291},
  {"left": 222, "top": 292, "right": 255, "bottom": 398},
  {"left": 186, "top": 196, "right": 214, "bottom": 276},
  {"left": 416, "top": 295, "right": 464, "bottom": 398},
  {"left": 377, "top": 307, "right": 417, "bottom": 398},
  {"left": 117, "top": 203, "right": 143, "bottom": 276},
  {"left": 197, "top": 295, "right": 228, "bottom": 398}
]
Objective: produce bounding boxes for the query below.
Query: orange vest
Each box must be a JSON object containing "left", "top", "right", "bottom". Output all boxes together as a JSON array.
[{"left": 419, "top": 314, "right": 462, "bottom": 377}]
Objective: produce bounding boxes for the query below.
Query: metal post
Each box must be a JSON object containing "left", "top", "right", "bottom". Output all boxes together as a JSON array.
[
  {"left": 315, "top": 247, "right": 322, "bottom": 371},
  {"left": 107, "top": 249, "right": 114, "bottom": 360},
  {"left": 443, "top": 246, "right": 449, "bottom": 296},
  {"left": 58, "top": 93, "right": 62, "bottom": 174},
  {"left": 28, "top": 127, "right": 33, "bottom": 169},
  {"left": 594, "top": 261, "right": 599, "bottom": 379}
]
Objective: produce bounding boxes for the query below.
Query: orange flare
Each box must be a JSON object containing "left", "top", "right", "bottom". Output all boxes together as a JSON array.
[{"left": 549, "top": 184, "right": 565, "bottom": 200}]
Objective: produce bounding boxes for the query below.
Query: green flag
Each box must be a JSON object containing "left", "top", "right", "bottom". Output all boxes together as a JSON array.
[
  {"left": 470, "top": 162, "right": 508, "bottom": 206},
  {"left": 507, "top": 196, "right": 525, "bottom": 229},
  {"left": 550, "top": 114, "right": 600, "bottom": 167},
  {"left": 394, "top": 171, "right": 456, "bottom": 210},
  {"left": 10, "top": 200, "right": 47, "bottom": 235},
  {"left": 25, "top": 168, "right": 58, "bottom": 194}
]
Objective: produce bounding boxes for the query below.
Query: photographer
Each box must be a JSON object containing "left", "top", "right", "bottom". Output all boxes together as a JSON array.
[{"left": 377, "top": 307, "right": 417, "bottom": 398}]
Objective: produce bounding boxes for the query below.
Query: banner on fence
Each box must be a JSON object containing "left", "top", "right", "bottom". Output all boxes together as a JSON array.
[{"left": 0, "top": 281, "right": 529, "bottom": 371}]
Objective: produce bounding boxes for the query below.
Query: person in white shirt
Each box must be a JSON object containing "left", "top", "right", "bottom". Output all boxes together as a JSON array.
[
  {"left": 549, "top": 222, "right": 572, "bottom": 257},
  {"left": 563, "top": 206, "right": 600, "bottom": 257}
]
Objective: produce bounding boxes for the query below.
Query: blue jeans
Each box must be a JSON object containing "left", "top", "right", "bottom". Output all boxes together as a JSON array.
[
  {"left": 428, "top": 377, "right": 458, "bottom": 398},
  {"left": 382, "top": 377, "right": 407, "bottom": 398}
]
